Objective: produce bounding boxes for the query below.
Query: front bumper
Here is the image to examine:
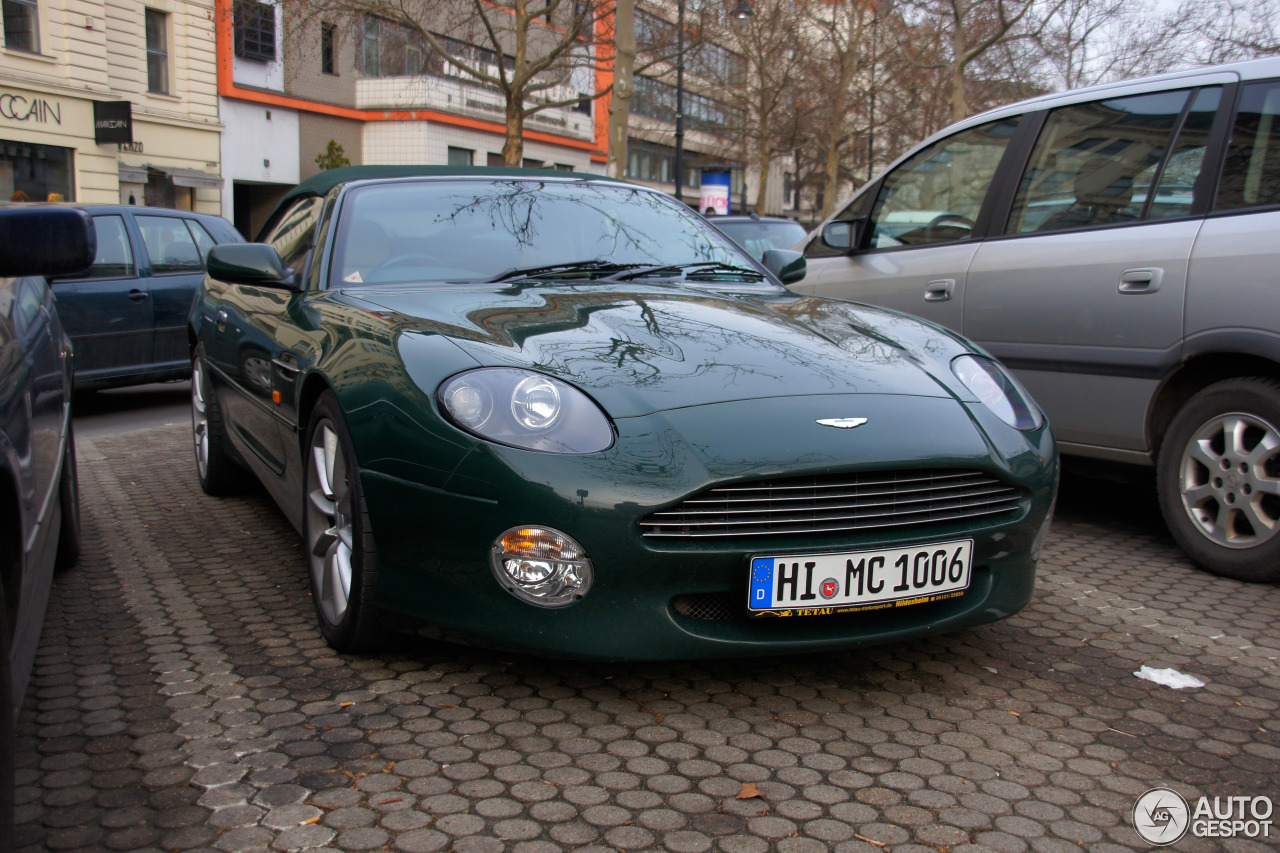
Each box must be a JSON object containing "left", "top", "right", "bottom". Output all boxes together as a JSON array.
[{"left": 361, "top": 394, "right": 1057, "bottom": 660}]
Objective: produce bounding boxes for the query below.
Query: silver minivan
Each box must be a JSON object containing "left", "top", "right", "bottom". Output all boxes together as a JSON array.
[{"left": 798, "top": 57, "right": 1280, "bottom": 582}]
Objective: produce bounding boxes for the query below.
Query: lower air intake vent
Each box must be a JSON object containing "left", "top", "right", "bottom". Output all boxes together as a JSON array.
[
  {"left": 672, "top": 593, "right": 736, "bottom": 621},
  {"left": 641, "top": 469, "right": 1022, "bottom": 540}
]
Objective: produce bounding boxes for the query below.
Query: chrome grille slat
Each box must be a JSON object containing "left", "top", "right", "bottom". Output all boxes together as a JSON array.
[
  {"left": 640, "top": 469, "right": 1024, "bottom": 539},
  {"left": 663, "top": 484, "right": 1018, "bottom": 513},
  {"left": 680, "top": 479, "right": 1000, "bottom": 503}
]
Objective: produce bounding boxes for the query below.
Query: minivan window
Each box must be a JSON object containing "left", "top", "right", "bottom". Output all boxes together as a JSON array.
[
  {"left": 1147, "top": 87, "right": 1221, "bottom": 219},
  {"left": 866, "top": 117, "right": 1020, "bottom": 249},
  {"left": 1216, "top": 80, "right": 1280, "bottom": 211},
  {"left": 1005, "top": 90, "right": 1192, "bottom": 234}
]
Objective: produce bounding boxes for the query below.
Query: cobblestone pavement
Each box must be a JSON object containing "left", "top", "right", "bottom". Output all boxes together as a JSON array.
[{"left": 13, "top": 424, "right": 1280, "bottom": 853}]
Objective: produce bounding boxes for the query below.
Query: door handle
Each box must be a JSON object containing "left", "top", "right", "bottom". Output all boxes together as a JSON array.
[
  {"left": 924, "top": 279, "right": 955, "bottom": 302},
  {"left": 128, "top": 289, "right": 149, "bottom": 301},
  {"left": 1119, "top": 267, "right": 1163, "bottom": 294}
]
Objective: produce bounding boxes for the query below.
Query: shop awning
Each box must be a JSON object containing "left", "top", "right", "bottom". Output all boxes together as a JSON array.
[
  {"left": 152, "top": 166, "right": 225, "bottom": 189},
  {"left": 118, "top": 164, "right": 148, "bottom": 184}
]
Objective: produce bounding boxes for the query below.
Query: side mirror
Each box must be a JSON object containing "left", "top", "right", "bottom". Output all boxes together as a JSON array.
[
  {"left": 762, "top": 249, "right": 806, "bottom": 285},
  {"left": 0, "top": 207, "right": 96, "bottom": 277},
  {"left": 207, "top": 243, "right": 300, "bottom": 291},
  {"left": 820, "top": 218, "right": 867, "bottom": 253}
]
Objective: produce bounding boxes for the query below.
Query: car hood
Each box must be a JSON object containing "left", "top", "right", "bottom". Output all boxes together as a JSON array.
[{"left": 351, "top": 283, "right": 966, "bottom": 418}]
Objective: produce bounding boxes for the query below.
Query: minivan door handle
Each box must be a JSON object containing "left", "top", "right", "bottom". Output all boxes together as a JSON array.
[
  {"left": 127, "top": 289, "right": 149, "bottom": 301},
  {"left": 1119, "top": 267, "right": 1163, "bottom": 294},
  {"left": 924, "top": 279, "right": 955, "bottom": 302}
]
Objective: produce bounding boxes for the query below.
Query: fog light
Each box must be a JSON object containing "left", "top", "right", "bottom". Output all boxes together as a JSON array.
[{"left": 491, "top": 526, "right": 593, "bottom": 608}]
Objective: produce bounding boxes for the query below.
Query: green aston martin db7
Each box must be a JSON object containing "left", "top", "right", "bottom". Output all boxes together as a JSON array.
[{"left": 190, "top": 167, "right": 1057, "bottom": 660}]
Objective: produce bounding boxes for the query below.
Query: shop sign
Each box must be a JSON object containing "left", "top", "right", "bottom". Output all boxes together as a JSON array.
[
  {"left": 94, "top": 100, "right": 133, "bottom": 144},
  {"left": 0, "top": 92, "right": 61, "bottom": 124}
]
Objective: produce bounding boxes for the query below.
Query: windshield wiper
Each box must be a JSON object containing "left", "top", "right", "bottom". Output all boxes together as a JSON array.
[
  {"left": 613, "top": 261, "right": 765, "bottom": 282},
  {"left": 487, "top": 259, "right": 650, "bottom": 283}
]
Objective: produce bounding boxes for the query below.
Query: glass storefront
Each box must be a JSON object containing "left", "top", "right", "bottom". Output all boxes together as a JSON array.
[{"left": 0, "top": 139, "right": 74, "bottom": 202}]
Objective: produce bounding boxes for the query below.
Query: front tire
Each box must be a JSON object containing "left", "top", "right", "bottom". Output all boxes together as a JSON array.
[
  {"left": 54, "top": 421, "right": 81, "bottom": 571},
  {"left": 1157, "top": 378, "right": 1280, "bottom": 582},
  {"left": 304, "top": 392, "right": 387, "bottom": 652},
  {"left": 191, "top": 346, "right": 247, "bottom": 496}
]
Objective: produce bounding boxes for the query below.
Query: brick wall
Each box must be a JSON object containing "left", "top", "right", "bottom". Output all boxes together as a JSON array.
[{"left": 299, "top": 113, "right": 363, "bottom": 180}]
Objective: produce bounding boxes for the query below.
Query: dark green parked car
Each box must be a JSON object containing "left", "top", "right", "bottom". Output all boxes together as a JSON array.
[{"left": 189, "top": 167, "right": 1058, "bottom": 660}]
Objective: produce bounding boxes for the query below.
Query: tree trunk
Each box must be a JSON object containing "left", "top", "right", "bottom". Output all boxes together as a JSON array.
[
  {"left": 503, "top": 95, "right": 526, "bottom": 165},
  {"left": 949, "top": 11, "right": 970, "bottom": 123},
  {"left": 607, "top": 0, "right": 636, "bottom": 179},
  {"left": 755, "top": 131, "right": 772, "bottom": 214}
]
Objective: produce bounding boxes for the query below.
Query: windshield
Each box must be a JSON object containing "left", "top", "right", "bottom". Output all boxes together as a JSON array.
[
  {"left": 714, "top": 219, "right": 807, "bottom": 261},
  {"left": 330, "top": 179, "right": 754, "bottom": 286}
]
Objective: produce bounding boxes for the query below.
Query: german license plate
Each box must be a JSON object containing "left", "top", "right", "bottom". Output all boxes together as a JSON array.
[{"left": 747, "top": 539, "right": 973, "bottom": 616}]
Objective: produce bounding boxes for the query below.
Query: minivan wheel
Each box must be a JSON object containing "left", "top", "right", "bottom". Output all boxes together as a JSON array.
[{"left": 1157, "top": 378, "right": 1280, "bottom": 582}]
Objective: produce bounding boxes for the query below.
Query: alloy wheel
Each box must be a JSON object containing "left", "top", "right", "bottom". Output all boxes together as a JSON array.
[
  {"left": 1179, "top": 411, "right": 1280, "bottom": 548},
  {"left": 307, "top": 420, "right": 354, "bottom": 625},
  {"left": 191, "top": 360, "right": 210, "bottom": 479}
]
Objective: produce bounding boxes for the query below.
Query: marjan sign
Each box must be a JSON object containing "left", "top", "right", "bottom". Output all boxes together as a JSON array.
[
  {"left": 93, "top": 101, "right": 133, "bottom": 145},
  {"left": 0, "top": 92, "right": 61, "bottom": 124}
]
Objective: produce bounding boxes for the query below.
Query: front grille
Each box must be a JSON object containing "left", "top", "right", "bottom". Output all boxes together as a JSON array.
[{"left": 640, "top": 469, "right": 1022, "bottom": 540}]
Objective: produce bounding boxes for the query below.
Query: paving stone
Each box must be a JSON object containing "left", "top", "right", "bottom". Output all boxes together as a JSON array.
[{"left": 13, "top": 426, "right": 1280, "bottom": 853}]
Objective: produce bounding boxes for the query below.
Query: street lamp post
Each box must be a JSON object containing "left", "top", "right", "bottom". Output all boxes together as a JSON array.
[{"left": 674, "top": 0, "right": 752, "bottom": 208}]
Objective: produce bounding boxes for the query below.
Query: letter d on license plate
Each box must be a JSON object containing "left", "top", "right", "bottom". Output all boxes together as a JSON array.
[{"left": 747, "top": 539, "right": 972, "bottom": 615}]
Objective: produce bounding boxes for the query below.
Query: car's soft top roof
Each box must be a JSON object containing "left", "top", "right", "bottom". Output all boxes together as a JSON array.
[{"left": 259, "top": 165, "right": 631, "bottom": 241}]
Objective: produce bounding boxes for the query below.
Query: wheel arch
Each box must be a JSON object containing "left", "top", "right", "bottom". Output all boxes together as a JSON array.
[
  {"left": 296, "top": 372, "right": 335, "bottom": 458},
  {"left": 1149, "top": 353, "right": 1280, "bottom": 459}
]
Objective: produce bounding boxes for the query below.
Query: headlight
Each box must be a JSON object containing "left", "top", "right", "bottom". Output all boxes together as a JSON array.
[
  {"left": 951, "top": 355, "right": 1044, "bottom": 431},
  {"left": 439, "top": 368, "right": 615, "bottom": 453}
]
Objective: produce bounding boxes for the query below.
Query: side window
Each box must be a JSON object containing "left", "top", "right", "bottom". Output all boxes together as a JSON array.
[
  {"left": 64, "top": 215, "right": 134, "bottom": 279},
  {"left": 1006, "top": 90, "right": 1192, "bottom": 234},
  {"left": 264, "top": 197, "right": 324, "bottom": 272},
  {"left": 805, "top": 196, "right": 863, "bottom": 259},
  {"left": 137, "top": 215, "right": 205, "bottom": 274},
  {"left": 1216, "top": 80, "right": 1280, "bottom": 211},
  {"left": 867, "top": 117, "right": 1020, "bottom": 249},
  {"left": 185, "top": 219, "right": 218, "bottom": 262},
  {"left": 1148, "top": 88, "right": 1221, "bottom": 219},
  {"left": 14, "top": 277, "right": 44, "bottom": 333}
]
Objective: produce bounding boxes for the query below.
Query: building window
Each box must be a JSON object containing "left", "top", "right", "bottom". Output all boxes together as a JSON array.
[
  {"left": 487, "top": 152, "right": 505, "bottom": 167},
  {"left": 447, "top": 146, "right": 474, "bottom": 166},
  {"left": 145, "top": 8, "right": 169, "bottom": 94},
  {"left": 321, "top": 22, "right": 336, "bottom": 74},
  {"left": 1, "top": 139, "right": 74, "bottom": 202},
  {"left": 360, "top": 15, "right": 380, "bottom": 77},
  {"left": 3, "top": 0, "right": 39, "bottom": 52},
  {"left": 233, "top": 0, "right": 276, "bottom": 63}
]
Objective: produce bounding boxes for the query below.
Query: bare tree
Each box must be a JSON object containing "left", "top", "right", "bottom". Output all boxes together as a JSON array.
[
  {"left": 1164, "top": 0, "right": 1280, "bottom": 65},
  {"left": 284, "top": 0, "right": 613, "bottom": 165},
  {"left": 896, "top": 0, "right": 1065, "bottom": 122},
  {"left": 704, "top": 0, "right": 804, "bottom": 211}
]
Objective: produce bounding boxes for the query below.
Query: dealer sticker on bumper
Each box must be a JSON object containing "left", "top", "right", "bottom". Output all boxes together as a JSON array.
[{"left": 748, "top": 539, "right": 972, "bottom": 616}]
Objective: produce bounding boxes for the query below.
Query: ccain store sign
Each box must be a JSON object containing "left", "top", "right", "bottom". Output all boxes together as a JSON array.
[
  {"left": 93, "top": 100, "right": 133, "bottom": 145},
  {"left": 0, "top": 92, "right": 61, "bottom": 124}
]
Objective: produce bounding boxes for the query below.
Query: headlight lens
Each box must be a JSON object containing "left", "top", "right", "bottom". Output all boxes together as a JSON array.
[
  {"left": 439, "top": 368, "right": 614, "bottom": 453},
  {"left": 951, "top": 355, "right": 1044, "bottom": 431},
  {"left": 491, "top": 526, "right": 593, "bottom": 607}
]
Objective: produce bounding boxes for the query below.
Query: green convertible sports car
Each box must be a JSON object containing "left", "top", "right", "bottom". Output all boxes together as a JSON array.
[{"left": 190, "top": 166, "right": 1057, "bottom": 660}]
